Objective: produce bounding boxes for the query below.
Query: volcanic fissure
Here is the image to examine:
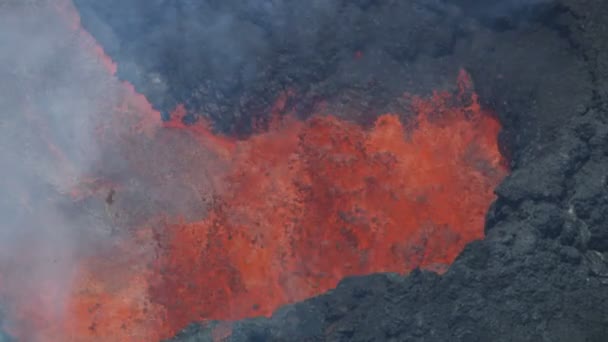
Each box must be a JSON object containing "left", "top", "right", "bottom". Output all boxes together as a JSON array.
[
  {"left": 0, "top": 2, "right": 509, "bottom": 341},
  {"left": 3, "top": 0, "right": 608, "bottom": 341}
]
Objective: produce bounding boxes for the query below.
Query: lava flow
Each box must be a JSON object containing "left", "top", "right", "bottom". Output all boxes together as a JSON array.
[
  {"left": 149, "top": 72, "right": 508, "bottom": 333},
  {"left": 0, "top": 1, "right": 508, "bottom": 342}
]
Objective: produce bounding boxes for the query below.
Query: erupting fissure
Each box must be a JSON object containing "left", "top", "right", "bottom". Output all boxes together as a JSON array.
[
  {"left": 150, "top": 78, "right": 508, "bottom": 334},
  {"left": 0, "top": 1, "right": 508, "bottom": 341}
]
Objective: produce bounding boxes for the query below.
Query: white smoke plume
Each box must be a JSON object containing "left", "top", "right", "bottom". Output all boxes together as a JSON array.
[{"left": 0, "top": 0, "right": 124, "bottom": 338}]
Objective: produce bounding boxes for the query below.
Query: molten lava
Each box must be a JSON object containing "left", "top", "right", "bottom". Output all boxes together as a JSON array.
[
  {"left": 149, "top": 72, "right": 507, "bottom": 332},
  {"left": 0, "top": 1, "right": 507, "bottom": 341}
]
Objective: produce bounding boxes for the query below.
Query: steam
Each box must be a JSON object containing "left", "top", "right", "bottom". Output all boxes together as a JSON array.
[
  {"left": 0, "top": 0, "right": 121, "bottom": 336},
  {"left": 0, "top": 2, "right": 224, "bottom": 339}
]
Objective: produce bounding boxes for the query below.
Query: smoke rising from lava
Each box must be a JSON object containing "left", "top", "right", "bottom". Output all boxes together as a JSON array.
[
  {"left": 0, "top": 1, "right": 507, "bottom": 341},
  {"left": 0, "top": 1, "right": 118, "bottom": 335}
]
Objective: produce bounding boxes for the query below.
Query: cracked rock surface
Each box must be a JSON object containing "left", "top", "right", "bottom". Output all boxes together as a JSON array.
[{"left": 70, "top": 0, "right": 608, "bottom": 341}]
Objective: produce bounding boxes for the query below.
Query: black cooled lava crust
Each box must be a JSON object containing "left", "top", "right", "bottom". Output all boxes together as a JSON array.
[{"left": 70, "top": 0, "right": 608, "bottom": 341}]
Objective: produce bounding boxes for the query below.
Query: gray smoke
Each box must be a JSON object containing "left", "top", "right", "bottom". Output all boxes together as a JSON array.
[
  {"left": 0, "top": 2, "right": 230, "bottom": 339},
  {"left": 0, "top": 0, "right": 120, "bottom": 336}
]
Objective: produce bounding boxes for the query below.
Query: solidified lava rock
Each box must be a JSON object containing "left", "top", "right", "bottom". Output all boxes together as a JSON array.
[
  {"left": 72, "top": 0, "right": 590, "bottom": 165},
  {"left": 72, "top": 0, "right": 608, "bottom": 341}
]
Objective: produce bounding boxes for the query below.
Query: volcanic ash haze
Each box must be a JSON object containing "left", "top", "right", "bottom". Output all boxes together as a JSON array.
[
  {"left": 0, "top": 1, "right": 168, "bottom": 340},
  {"left": 0, "top": 1, "right": 507, "bottom": 341},
  {"left": 0, "top": 0, "right": 115, "bottom": 335}
]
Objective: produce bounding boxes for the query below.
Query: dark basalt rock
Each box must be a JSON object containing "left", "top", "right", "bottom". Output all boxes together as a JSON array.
[
  {"left": 71, "top": 0, "right": 608, "bottom": 341},
  {"left": 73, "top": 0, "right": 591, "bottom": 166}
]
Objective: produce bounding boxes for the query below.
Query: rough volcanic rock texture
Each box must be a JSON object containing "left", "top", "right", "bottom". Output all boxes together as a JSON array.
[
  {"left": 73, "top": 0, "right": 590, "bottom": 164},
  {"left": 72, "top": 0, "right": 608, "bottom": 341}
]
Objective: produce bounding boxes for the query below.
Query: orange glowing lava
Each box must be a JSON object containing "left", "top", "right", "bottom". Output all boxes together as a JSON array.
[
  {"left": 0, "top": 1, "right": 507, "bottom": 341},
  {"left": 149, "top": 71, "right": 507, "bottom": 333}
]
